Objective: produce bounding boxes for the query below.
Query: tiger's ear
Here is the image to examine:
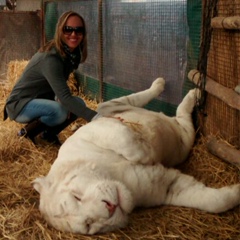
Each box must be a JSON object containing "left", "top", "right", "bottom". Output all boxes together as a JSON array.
[{"left": 32, "top": 177, "right": 51, "bottom": 194}]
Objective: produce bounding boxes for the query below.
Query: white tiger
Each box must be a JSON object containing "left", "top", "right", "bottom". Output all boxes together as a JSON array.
[{"left": 33, "top": 78, "right": 240, "bottom": 235}]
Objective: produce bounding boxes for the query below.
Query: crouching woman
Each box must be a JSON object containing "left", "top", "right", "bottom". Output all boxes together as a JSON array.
[{"left": 3, "top": 11, "right": 99, "bottom": 145}]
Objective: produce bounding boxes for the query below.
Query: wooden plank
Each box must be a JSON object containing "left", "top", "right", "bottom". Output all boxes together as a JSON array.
[
  {"left": 211, "top": 16, "right": 240, "bottom": 29},
  {"left": 188, "top": 69, "right": 240, "bottom": 110},
  {"left": 206, "top": 136, "right": 240, "bottom": 166}
]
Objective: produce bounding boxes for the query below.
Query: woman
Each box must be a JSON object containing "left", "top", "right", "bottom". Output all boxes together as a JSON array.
[{"left": 4, "top": 11, "right": 99, "bottom": 145}]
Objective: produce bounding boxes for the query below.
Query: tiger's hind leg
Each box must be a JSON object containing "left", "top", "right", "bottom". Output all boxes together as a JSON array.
[
  {"left": 172, "top": 88, "right": 201, "bottom": 165},
  {"left": 163, "top": 170, "right": 240, "bottom": 213},
  {"left": 176, "top": 88, "right": 200, "bottom": 118}
]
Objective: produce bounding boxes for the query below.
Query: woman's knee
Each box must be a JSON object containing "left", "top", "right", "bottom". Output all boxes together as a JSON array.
[
  {"left": 40, "top": 103, "right": 68, "bottom": 126},
  {"left": 54, "top": 104, "right": 68, "bottom": 121}
]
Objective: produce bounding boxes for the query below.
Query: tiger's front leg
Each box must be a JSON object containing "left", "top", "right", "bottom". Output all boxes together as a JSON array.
[{"left": 97, "top": 78, "right": 165, "bottom": 116}]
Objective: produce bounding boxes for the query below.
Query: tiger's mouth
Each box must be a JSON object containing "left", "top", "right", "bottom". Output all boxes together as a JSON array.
[{"left": 102, "top": 185, "right": 124, "bottom": 218}]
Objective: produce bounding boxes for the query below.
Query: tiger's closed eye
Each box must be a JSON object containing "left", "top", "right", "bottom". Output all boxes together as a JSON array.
[
  {"left": 73, "top": 195, "right": 81, "bottom": 201},
  {"left": 71, "top": 191, "right": 82, "bottom": 201}
]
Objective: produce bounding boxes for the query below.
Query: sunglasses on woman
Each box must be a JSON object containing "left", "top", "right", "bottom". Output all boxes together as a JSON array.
[{"left": 63, "top": 26, "right": 85, "bottom": 36}]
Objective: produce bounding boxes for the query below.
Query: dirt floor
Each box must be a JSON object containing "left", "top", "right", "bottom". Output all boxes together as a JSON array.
[{"left": 0, "top": 61, "right": 239, "bottom": 240}]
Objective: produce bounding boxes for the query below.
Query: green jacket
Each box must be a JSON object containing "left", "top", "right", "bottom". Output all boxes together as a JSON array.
[{"left": 4, "top": 48, "right": 96, "bottom": 122}]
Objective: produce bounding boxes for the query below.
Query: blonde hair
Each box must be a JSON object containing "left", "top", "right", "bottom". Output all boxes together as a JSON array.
[{"left": 40, "top": 11, "right": 87, "bottom": 63}]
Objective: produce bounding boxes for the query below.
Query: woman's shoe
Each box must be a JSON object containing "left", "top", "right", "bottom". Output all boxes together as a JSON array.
[
  {"left": 18, "top": 119, "right": 47, "bottom": 144},
  {"left": 41, "top": 130, "right": 61, "bottom": 146}
]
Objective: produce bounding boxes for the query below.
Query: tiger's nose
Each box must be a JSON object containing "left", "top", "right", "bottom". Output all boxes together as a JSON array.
[{"left": 102, "top": 200, "right": 117, "bottom": 216}]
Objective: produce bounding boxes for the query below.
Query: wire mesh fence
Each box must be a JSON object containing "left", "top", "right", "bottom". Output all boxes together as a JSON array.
[
  {"left": 43, "top": 0, "right": 201, "bottom": 116},
  {"left": 0, "top": 0, "right": 202, "bottom": 116}
]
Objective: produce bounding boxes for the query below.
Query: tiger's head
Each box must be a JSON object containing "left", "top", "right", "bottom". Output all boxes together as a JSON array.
[{"left": 33, "top": 168, "right": 134, "bottom": 235}]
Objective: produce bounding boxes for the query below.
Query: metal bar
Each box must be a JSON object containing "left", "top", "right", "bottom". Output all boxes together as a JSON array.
[{"left": 98, "top": 0, "right": 103, "bottom": 102}]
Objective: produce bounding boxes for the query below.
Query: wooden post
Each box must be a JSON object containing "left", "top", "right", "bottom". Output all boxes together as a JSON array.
[
  {"left": 211, "top": 16, "right": 240, "bottom": 29},
  {"left": 188, "top": 69, "right": 240, "bottom": 111},
  {"left": 206, "top": 136, "right": 240, "bottom": 166}
]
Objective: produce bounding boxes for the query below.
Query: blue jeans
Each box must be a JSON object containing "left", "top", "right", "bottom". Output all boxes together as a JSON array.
[{"left": 15, "top": 97, "right": 85, "bottom": 127}]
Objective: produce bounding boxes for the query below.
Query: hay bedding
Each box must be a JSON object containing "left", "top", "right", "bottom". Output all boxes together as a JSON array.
[{"left": 0, "top": 61, "right": 239, "bottom": 240}]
